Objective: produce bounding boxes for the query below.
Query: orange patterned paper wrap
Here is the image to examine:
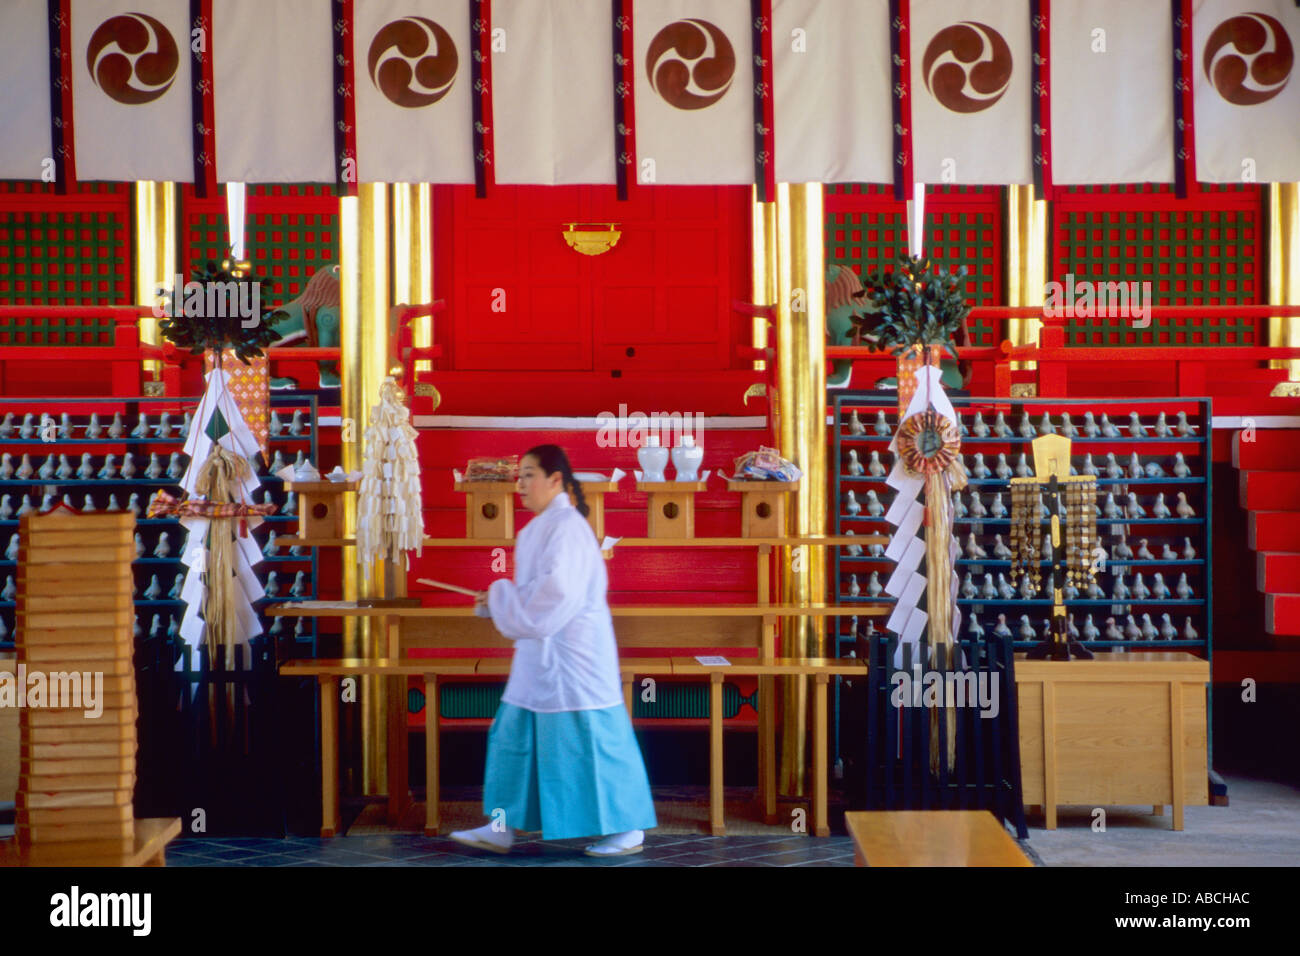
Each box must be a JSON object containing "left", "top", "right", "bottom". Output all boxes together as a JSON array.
[
  {"left": 896, "top": 345, "right": 943, "bottom": 418},
  {"left": 204, "top": 349, "right": 269, "bottom": 458}
]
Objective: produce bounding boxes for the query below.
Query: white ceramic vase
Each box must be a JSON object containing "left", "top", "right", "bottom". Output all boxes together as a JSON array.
[
  {"left": 670, "top": 435, "right": 704, "bottom": 481},
  {"left": 637, "top": 436, "right": 669, "bottom": 482}
]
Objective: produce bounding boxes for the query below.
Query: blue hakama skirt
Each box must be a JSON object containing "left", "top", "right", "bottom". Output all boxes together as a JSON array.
[{"left": 482, "top": 701, "right": 658, "bottom": 840}]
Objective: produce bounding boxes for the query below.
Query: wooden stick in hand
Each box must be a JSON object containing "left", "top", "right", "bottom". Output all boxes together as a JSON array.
[{"left": 416, "top": 577, "right": 482, "bottom": 598}]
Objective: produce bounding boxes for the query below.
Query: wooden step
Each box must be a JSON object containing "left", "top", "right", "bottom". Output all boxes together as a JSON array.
[
  {"left": 1265, "top": 593, "right": 1300, "bottom": 636},
  {"left": 1233, "top": 430, "right": 1300, "bottom": 470},
  {"left": 1257, "top": 552, "right": 1300, "bottom": 593},
  {"left": 1249, "top": 511, "right": 1300, "bottom": 551},
  {"left": 1239, "top": 471, "right": 1300, "bottom": 511}
]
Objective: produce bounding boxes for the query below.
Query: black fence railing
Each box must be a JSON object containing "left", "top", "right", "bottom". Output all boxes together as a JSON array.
[
  {"left": 842, "top": 632, "right": 1028, "bottom": 839},
  {"left": 134, "top": 635, "right": 319, "bottom": 837}
]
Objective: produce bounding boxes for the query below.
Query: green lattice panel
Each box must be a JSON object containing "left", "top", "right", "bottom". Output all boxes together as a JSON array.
[
  {"left": 0, "top": 314, "right": 115, "bottom": 345},
  {"left": 1055, "top": 207, "right": 1259, "bottom": 346},
  {"left": 826, "top": 210, "right": 998, "bottom": 346},
  {"left": 188, "top": 211, "right": 338, "bottom": 304},
  {"left": 0, "top": 210, "right": 128, "bottom": 305}
]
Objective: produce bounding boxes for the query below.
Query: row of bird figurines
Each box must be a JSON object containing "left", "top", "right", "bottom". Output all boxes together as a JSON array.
[
  {"left": 844, "top": 409, "right": 1198, "bottom": 439},
  {"left": 0, "top": 491, "right": 145, "bottom": 520},
  {"left": 949, "top": 488, "right": 1197, "bottom": 521},
  {"left": 0, "top": 451, "right": 188, "bottom": 481},
  {"left": 0, "top": 411, "right": 191, "bottom": 441},
  {"left": 968, "top": 611, "right": 1199, "bottom": 642},
  {"left": 959, "top": 450, "right": 1194, "bottom": 480},
  {"left": 119, "top": 613, "right": 314, "bottom": 640},
  {"left": 958, "top": 567, "right": 1196, "bottom": 600},
  {"left": 958, "top": 531, "right": 1198, "bottom": 562},
  {"left": 846, "top": 449, "right": 1195, "bottom": 481}
]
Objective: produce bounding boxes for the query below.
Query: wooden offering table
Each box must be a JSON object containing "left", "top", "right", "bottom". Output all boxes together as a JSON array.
[
  {"left": 0, "top": 818, "right": 182, "bottom": 867},
  {"left": 845, "top": 811, "right": 1033, "bottom": 867},
  {"left": 1016, "top": 652, "right": 1210, "bottom": 830}
]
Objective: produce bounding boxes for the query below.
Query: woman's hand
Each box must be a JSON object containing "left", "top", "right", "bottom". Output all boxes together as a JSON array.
[{"left": 473, "top": 590, "right": 491, "bottom": 618}]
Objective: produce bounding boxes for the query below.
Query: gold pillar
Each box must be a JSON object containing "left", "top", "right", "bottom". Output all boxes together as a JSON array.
[
  {"left": 751, "top": 191, "right": 778, "bottom": 370},
  {"left": 1006, "top": 185, "right": 1048, "bottom": 369},
  {"left": 1268, "top": 184, "right": 1300, "bottom": 380},
  {"left": 393, "top": 183, "right": 434, "bottom": 374},
  {"left": 133, "top": 182, "right": 177, "bottom": 379},
  {"left": 340, "top": 183, "right": 391, "bottom": 793},
  {"left": 774, "top": 183, "right": 826, "bottom": 796}
]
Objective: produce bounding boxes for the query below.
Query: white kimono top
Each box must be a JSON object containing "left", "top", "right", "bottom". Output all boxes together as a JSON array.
[{"left": 486, "top": 492, "right": 623, "bottom": 713}]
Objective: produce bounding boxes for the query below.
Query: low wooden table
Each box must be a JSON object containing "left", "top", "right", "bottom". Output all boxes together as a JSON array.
[
  {"left": 1016, "top": 652, "right": 1210, "bottom": 830},
  {"left": 0, "top": 817, "right": 182, "bottom": 867},
  {"left": 845, "top": 811, "right": 1032, "bottom": 867},
  {"left": 670, "top": 657, "right": 868, "bottom": 837}
]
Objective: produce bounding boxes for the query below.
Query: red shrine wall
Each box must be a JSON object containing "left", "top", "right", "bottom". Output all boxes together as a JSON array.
[{"left": 430, "top": 184, "right": 756, "bottom": 416}]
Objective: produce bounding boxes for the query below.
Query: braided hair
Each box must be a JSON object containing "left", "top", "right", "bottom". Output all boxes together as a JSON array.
[{"left": 525, "top": 444, "right": 589, "bottom": 517}]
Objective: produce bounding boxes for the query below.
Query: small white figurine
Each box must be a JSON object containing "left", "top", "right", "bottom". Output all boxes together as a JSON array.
[
  {"left": 981, "top": 574, "right": 998, "bottom": 600},
  {"left": 106, "top": 494, "right": 122, "bottom": 512},
  {"left": 1151, "top": 494, "right": 1171, "bottom": 519},
  {"left": 1172, "top": 452, "right": 1191, "bottom": 478},
  {"left": 992, "top": 534, "right": 1012, "bottom": 560},
  {"left": 866, "top": 572, "right": 882, "bottom": 597},
  {"left": 995, "top": 453, "right": 1011, "bottom": 480},
  {"left": 971, "top": 412, "right": 989, "bottom": 437},
  {"left": 76, "top": 453, "right": 95, "bottom": 479},
  {"left": 992, "top": 614, "right": 1013, "bottom": 639},
  {"left": 872, "top": 411, "right": 891, "bottom": 437},
  {"left": 153, "top": 532, "right": 171, "bottom": 558},
  {"left": 1132, "top": 573, "right": 1150, "bottom": 600},
  {"left": 18, "top": 414, "right": 36, "bottom": 439},
  {"left": 121, "top": 452, "right": 139, "bottom": 479},
  {"left": 1060, "top": 412, "right": 1078, "bottom": 438},
  {"left": 1125, "top": 492, "right": 1145, "bottom": 519},
  {"left": 1081, "top": 411, "right": 1099, "bottom": 437},
  {"left": 107, "top": 412, "right": 126, "bottom": 439},
  {"left": 864, "top": 490, "right": 883, "bottom": 517},
  {"left": 1181, "top": 537, "right": 1197, "bottom": 560},
  {"left": 1105, "top": 452, "right": 1123, "bottom": 479},
  {"left": 1140, "top": 614, "right": 1158, "bottom": 641},
  {"left": 1019, "top": 413, "right": 1036, "bottom": 439},
  {"left": 1112, "top": 573, "right": 1130, "bottom": 600},
  {"left": 1175, "top": 411, "right": 1196, "bottom": 436},
  {"left": 281, "top": 491, "right": 297, "bottom": 517},
  {"left": 85, "top": 413, "right": 103, "bottom": 439},
  {"left": 131, "top": 413, "right": 150, "bottom": 439},
  {"left": 1082, "top": 615, "right": 1100, "bottom": 641},
  {"left": 1128, "top": 411, "right": 1147, "bottom": 438},
  {"left": 269, "top": 410, "right": 286, "bottom": 437},
  {"left": 1152, "top": 412, "right": 1171, "bottom": 438},
  {"left": 0, "top": 413, "right": 13, "bottom": 438},
  {"left": 993, "top": 412, "right": 1013, "bottom": 438},
  {"left": 97, "top": 454, "right": 118, "bottom": 479},
  {"left": 845, "top": 490, "right": 861, "bottom": 516},
  {"left": 972, "top": 453, "right": 990, "bottom": 479},
  {"left": 966, "top": 532, "right": 987, "bottom": 559},
  {"left": 1175, "top": 492, "right": 1196, "bottom": 518},
  {"left": 989, "top": 493, "right": 1007, "bottom": 518},
  {"left": 969, "top": 493, "right": 987, "bottom": 519},
  {"left": 1128, "top": 453, "right": 1143, "bottom": 478},
  {"left": 961, "top": 573, "right": 977, "bottom": 599},
  {"left": 134, "top": 533, "right": 145, "bottom": 560},
  {"left": 168, "top": 572, "right": 185, "bottom": 600},
  {"left": 265, "top": 572, "right": 280, "bottom": 597},
  {"left": 1175, "top": 573, "right": 1193, "bottom": 599},
  {"left": 846, "top": 449, "right": 864, "bottom": 476},
  {"left": 143, "top": 575, "right": 163, "bottom": 600},
  {"left": 289, "top": 571, "right": 307, "bottom": 598},
  {"left": 154, "top": 412, "right": 173, "bottom": 439},
  {"left": 1159, "top": 614, "right": 1177, "bottom": 640},
  {"left": 55, "top": 454, "right": 74, "bottom": 480},
  {"left": 1136, "top": 538, "right": 1155, "bottom": 560},
  {"left": 1151, "top": 573, "right": 1169, "bottom": 599},
  {"left": 145, "top": 453, "right": 164, "bottom": 479},
  {"left": 867, "top": 451, "right": 886, "bottom": 477},
  {"left": 81, "top": 494, "right": 95, "bottom": 512},
  {"left": 1038, "top": 412, "right": 1055, "bottom": 435},
  {"left": 1099, "top": 414, "right": 1121, "bottom": 438},
  {"left": 997, "top": 574, "right": 1015, "bottom": 600}
]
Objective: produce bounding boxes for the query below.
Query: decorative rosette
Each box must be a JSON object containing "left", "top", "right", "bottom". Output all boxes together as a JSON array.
[{"left": 896, "top": 409, "right": 962, "bottom": 479}]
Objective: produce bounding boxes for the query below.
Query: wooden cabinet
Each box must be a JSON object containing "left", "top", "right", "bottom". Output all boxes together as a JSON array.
[{"left": 1016, "top": 652, "right": 1209, "bottom": 829}]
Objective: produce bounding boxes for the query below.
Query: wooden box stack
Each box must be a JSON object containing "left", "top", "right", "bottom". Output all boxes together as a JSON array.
[{"left": 13, "top": 511, "right": 137, "bottom": 845}]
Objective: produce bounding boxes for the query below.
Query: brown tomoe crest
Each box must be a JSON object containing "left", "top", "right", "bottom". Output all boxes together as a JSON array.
[
  {"left": 87, "top": 12, "right": 179, "bottom": 105},
  {"left": 369, "top": 16, "right": 458, "bottom": 108},
  {"left": 646, "top": 19, "right": 735, "bottom": 110},
  {"left": 922, "top": 21, "right": 1013, "bottom": 114},
  {"left": 1204, "top": 12, "right": 1294, "bottom": 106}
]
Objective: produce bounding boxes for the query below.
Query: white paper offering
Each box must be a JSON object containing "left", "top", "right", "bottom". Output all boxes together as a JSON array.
[{"left": 695, "top": 656, "right": 731, "bottom": 666}]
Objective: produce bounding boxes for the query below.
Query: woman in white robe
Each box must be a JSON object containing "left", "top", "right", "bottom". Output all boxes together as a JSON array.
[{"left": 449, "top": 445, "right": 657, "bottom": 856}]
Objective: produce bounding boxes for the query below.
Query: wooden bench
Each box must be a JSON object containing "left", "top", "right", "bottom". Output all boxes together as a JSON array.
[
  {"left": 844, "top": 811, "right": 1033, "bottom": 867},
  {"left": 279, "top": 647, "right": 868, "bottom": 839},
  {"left": 0, "top": 817, "right": 182, "bottom": 867}
]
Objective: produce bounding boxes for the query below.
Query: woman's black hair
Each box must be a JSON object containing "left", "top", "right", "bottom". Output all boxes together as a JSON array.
[{"left": 524, "top": 444, "right": 589, "bottom": 517}]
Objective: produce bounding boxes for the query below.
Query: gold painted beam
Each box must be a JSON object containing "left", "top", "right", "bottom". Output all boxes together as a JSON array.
[
  {"left": 774, "top": 182, "right": 826, "bottom": 797},
  {"left": 393, "top": 183, "right": 433, "bottom": 376},
  {"left": 1006, "top": 185, "right": 1047, "bottom": 371},
  {"left": 1268, "top": 184, "right": 1300, "bottom": 380},
  {"left": 340, "top": 184, "right": 391, "bottom": 794},
  {"left": 132, "top": 182, "right": 177, "bottom": 380}
]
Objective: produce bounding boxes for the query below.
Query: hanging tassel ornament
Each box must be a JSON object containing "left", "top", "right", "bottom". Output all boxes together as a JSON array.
[{"left": 358, "top": 377, "right": 425, "bottom": 568}]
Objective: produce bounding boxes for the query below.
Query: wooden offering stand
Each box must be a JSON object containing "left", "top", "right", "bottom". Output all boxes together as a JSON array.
[
  {"left": 573, "top": 480, "right": 619, "bottom": 540},
  {"left": 286, "top": 480, "right": 358, "bottom": 540},
  {"left": 635, "top": 481, "right": 708, "bottom": 538},
  {"left": 454, "top": 480, "right": 518, "bottom": 538},
  {"left": 725, "top": 479, "right": 800, "bottom": 537}
]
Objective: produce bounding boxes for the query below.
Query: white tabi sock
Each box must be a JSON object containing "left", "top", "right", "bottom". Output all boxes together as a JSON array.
[{"left": 585, "top": 829, "right": 644, "bottom": 855}]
